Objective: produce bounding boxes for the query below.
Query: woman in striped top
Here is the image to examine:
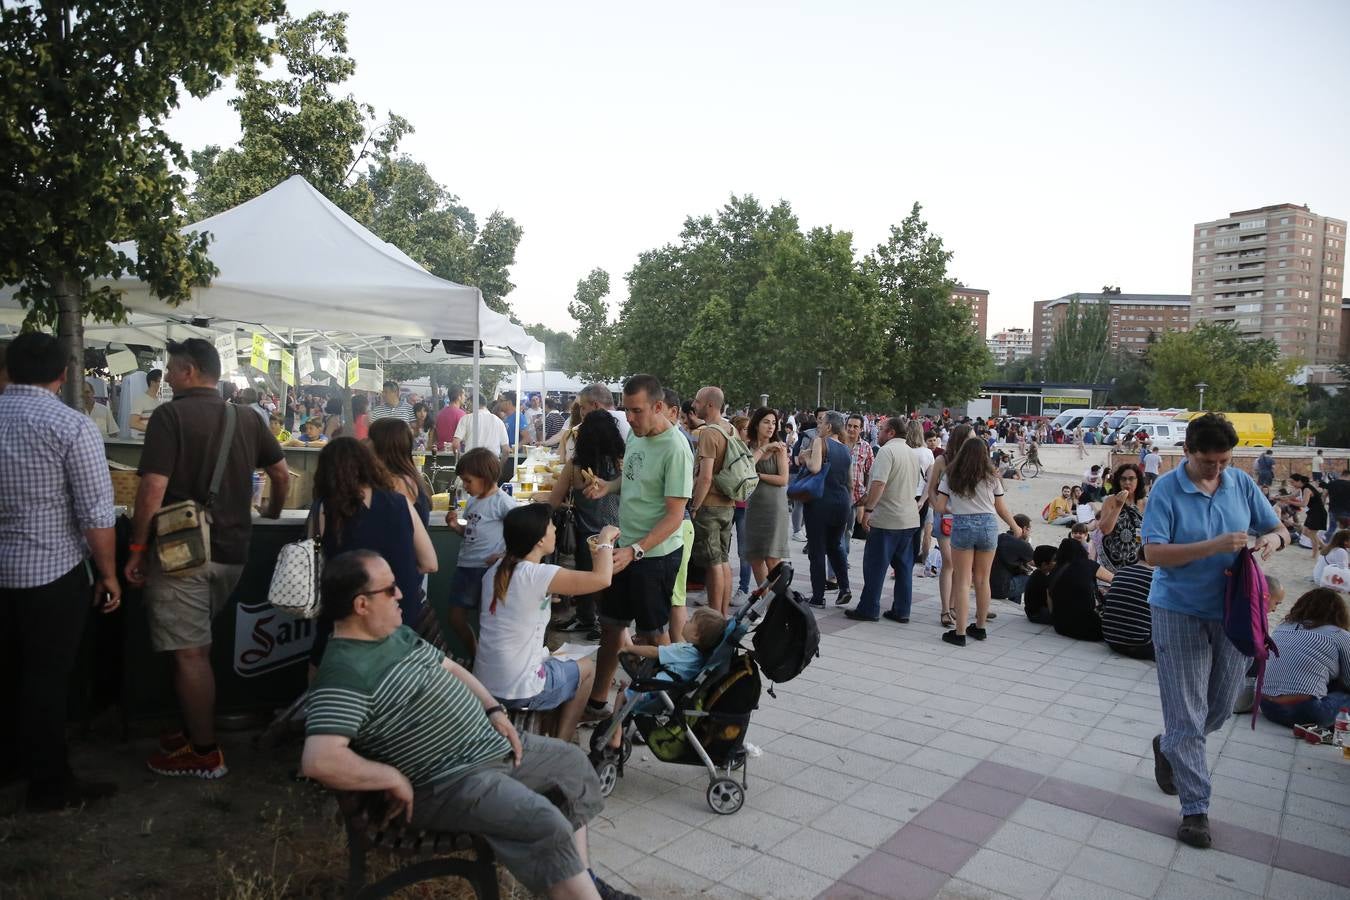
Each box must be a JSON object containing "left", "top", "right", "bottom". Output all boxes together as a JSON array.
[
  {"left": 1100, "top": 562, "right": 1155, "bottom": 660},
  {"left": 1259, "top": 588, "right": 1350, "bottom": 728}
]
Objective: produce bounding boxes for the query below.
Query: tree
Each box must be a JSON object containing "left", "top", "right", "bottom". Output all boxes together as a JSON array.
[
  {"left": 1042, "top": 297, "right": 1112, "bottom": 383},
  {"left": 1303, "top": 365, "right": 1350, "bottom": 447},
  {"left": 1, "top": 0, "right": 281, "bottom": 406},
  {"left": 523, "top": 323, "right": 575, "bottom": 375},
  {"left": 1145, "top": 322, "right": 1302, "bottom": 428},
  {"left": 187, "top": 10, "right": 409, "bottom": 224},
  {"left": 865, "top": 203, "right": 990, "bottom": 411},
  {"left": 189, "top": 12, "right": 522, "bottom": 315},
  {"left": 566, "top": 268, "right": 620, "bottom": 382}
]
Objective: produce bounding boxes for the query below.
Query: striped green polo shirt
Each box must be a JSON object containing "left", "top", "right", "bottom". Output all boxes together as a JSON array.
[{"left": 305, "top": 626, "right": 510, "bottom": 786}]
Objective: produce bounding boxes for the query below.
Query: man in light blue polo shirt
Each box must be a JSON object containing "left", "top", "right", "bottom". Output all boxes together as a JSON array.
[{"left": 1140, "top": 414, "right": 1287, "bottom": 850}]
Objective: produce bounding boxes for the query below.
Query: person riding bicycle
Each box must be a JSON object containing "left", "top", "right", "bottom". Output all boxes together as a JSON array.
[{"left": 1026, "top": 439, "right": 1041, "bottom": 467}]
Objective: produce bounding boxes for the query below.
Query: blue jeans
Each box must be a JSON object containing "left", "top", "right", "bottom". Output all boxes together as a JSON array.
[
  {"left": 1006, "top": 573, "right": 1029, "bottom": 604},
  {"left": 733, "top": 505, "right": 751, "bottom": 593},
  {"left": 856, "top": 526, "right": 918, "bottom": 618},
  {"left": 1259, "top": 691, "right": 1350, "bottom": 728}
]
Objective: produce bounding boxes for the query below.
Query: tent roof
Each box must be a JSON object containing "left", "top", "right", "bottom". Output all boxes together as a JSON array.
[{"left": 96, "top": 175, "right": 538, "bottom": 355}]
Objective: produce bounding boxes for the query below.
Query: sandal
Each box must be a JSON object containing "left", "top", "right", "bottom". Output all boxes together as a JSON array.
[{"left": 940, "top": 610, "right": 955, "bottom": 628}]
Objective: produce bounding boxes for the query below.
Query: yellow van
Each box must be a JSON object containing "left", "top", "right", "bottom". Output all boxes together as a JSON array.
[{"left": 1171, "top": 412, "right": 1275, "bottom": 447}]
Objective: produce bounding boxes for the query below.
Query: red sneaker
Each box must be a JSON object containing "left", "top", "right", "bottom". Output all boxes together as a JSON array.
[
  {"left": 158, "top": 731, "right": 189, "bottom": 754},
  {"left": 147, "top": 745, "right": 228, "bottom": 779}
]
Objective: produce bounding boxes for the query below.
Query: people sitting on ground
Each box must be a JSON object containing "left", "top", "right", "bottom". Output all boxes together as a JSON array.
[
  {"left": 1068, "top": 520, "right": 1097, "bottom": 562},
  {"left": 301, "top": 550, "right": 632, "bottom": 900},
  {"left": 1048, "top": 536, "right": 1112, "bottom": 641},
  {"left": 445, "top": 448, "right": 517, "bottom": 660},
  {"left": 991, "top": 514, "right": 1034, "bottom": 605},
  {"left": 1043, "top": 485, "right": 1076, "bottom": 527},
  {"left": 1080, "top": 465, "right": 1104, "bottom": 502},
  {"left": 475, "top": 507, "right": 617, "bottom": 742},
  {"left": 602, "top": 607, "right": 727, "bottom": 751},
  {"left": 1022, "top": 545, "right": 1057, "bottom": 625},
  {"left": 1258, "top": 588, "right": 1350, "bottom": 729},
  {"left": 1313, "top": 529, "right": 1350, "bottom": 589},
  {"left": 1100, "top": 561, "right": 1155, "bottom": 660}
]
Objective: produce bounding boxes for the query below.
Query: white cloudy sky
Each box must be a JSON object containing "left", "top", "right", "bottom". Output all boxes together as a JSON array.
[{"left": 165, "top": 0, "right": 1350, "bottom": 336}]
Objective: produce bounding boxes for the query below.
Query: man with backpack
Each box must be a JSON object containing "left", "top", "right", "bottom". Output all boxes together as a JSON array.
[
  {"left": 1140, "top": 413, "right": 1287, "bottom": 850},
  {"left": 690, "top": 386, "right": 758, "bottom": 616}
]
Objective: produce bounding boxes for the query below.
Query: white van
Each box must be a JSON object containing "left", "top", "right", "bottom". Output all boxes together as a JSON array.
[
  {"left": 1106, "top": 412, "right": 1176, "bottom": 445},
  {"left": 1133, "top": 422, "right": 1185, "bottom": 447}
]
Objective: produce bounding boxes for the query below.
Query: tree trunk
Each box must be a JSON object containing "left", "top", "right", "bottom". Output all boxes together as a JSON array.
[{"left": 54, "top": 269, "right": 83, "bottom": 410}]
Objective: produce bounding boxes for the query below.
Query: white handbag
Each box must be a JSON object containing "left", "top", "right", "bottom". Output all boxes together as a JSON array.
[{"left": 268, "top": 506, "right": 324, "bottom": 619}]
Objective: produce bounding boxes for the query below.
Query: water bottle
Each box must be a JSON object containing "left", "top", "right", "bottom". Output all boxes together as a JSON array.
[{"left": 1335, "top": 708, "right": 1350, "bottom": 748}]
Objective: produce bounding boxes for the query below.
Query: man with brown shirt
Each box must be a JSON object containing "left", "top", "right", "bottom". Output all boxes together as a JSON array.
[
  {"left": 124, "top": 339, "right": 289, "bottom": 779},
  {"left": 691, "top": 386, "right": 735, "bottom": 615}
]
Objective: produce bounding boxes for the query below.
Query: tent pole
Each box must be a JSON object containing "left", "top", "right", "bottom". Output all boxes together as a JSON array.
[
  {"left": 514, "top": 365, "right": 522, "bottom": 475},
  {"left": 471, "top": 340, "right": 480, "bottom": 451}
]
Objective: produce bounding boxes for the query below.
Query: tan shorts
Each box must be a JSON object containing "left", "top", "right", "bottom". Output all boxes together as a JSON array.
[
  {"left": 144, "top": 558, "right": 244, "bottom": 651},
  {"left": 691, "top": 504, "right": 735, "bottom": 567}
]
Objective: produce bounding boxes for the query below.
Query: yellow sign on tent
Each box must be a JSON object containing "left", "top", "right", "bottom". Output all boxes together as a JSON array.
[
  {"left": 250, "top": 333, "right": 268, "bottom": 370},
  {"left": 280, "top": 349, "right": 295, "bottom": 386},
  {"left": 346, "top": 356, "right": 359, "bottom": 387}
]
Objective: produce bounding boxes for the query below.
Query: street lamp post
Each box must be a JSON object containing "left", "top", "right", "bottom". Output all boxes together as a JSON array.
[
  {"left": 815, "top": 367, "right": 824, "bottom": 408},
  {"left": 759, "top": 393, "right": 769, "bottom": 409},
  {"left": 1196, "top": 382, "right": 1208, "bottom": 412}
]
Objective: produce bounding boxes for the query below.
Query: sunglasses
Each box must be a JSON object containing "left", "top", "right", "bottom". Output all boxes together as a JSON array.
[{"left": 361, "top": 582, "right": 399, "bottom": 599}]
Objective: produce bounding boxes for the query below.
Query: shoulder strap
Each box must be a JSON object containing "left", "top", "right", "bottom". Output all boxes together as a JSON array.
[{"left": 206, "top": 403, "right": 237, "bottom": 509}]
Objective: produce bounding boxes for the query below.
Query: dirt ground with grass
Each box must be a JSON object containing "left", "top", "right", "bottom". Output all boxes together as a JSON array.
[{"left": 1, "top": 445, "right": 1319, "bottom": 898}]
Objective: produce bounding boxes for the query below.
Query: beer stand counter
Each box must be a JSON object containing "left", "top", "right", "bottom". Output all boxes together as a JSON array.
[{"left": 105, "top": 441, "right": 470, "bottom": 721}]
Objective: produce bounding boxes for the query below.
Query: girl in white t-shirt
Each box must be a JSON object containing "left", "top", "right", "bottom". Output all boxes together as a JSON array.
[
  {"left": 474, "top": 504, "right": 618, "bottom": 741},
  {"left": 934, "top": 434, "right": 1023, "bottom": 647},
  {"left": 1313, "top": 529, "right": 1350, "bottom": 588}
]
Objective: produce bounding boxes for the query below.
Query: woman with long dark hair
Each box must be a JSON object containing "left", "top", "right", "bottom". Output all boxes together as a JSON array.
[
  {"left": 411, "top": 401, "right": 431, "bottom": 450},
  {"left": 368, "top": 417, "right": 431, "bottom": 526},
  {"left": 322, "top": 396, "right": 344, "bottom": 438},
  {"left": 801, "top": 411, "right": 854, "bottom": 608},
  {"left": 925, "top": 423, "right": 973, "bottom": 628},
  {"left": 474, "top": 504, "right": 618, "bottom": 740},
  {"left": 744, "top": 407, "right": 790, "bottom": 584},
  {"left": 934, "top": 435, "right": 1022, "bottom": 645},
  {"left": 350, "top": 394, "right": 370, "bottom": 440},
  {"left": 311, "top": 438, "right": 437, "bottom": 662},
  {"left": 1287, "top": 473, "right": 1327, "bottom": 553},
  {"left": 1099, "top": 462, "right": 1148, "bottom": 571},
  {"left": 546, "top": 409, "right": 624, "bottom": 639},
  {"left": 1259, "top": 588, "right": 1350, "bottom": 728}
]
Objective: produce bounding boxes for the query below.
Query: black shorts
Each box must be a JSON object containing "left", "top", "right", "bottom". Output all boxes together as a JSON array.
[{"left": 598, "top": 548, "right": 681, "bottom": 636}]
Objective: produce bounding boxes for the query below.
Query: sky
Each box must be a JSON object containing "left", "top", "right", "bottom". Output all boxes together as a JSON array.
[{"left": 164, "top": 0, "right": 1350, "bottom": 338}]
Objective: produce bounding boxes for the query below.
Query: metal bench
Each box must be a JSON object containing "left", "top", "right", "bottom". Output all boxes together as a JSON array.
[{"left": 336, "top": 790, "right": 500, "bottom": 900}]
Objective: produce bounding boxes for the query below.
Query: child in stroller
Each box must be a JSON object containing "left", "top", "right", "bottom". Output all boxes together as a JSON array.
[{"left": 588, "top": 562, "right": 811, "bottom": 815}]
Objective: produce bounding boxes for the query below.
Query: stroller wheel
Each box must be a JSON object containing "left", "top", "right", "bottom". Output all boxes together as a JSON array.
[
  {"left": 620, "top": 735, "right": 634, "bottom": 765},
  {"left": 595, "top": 759, "right": 619, "bottom": 797},
  {"left": 706, "top": 778, "right": 745, "bottom": 815}
]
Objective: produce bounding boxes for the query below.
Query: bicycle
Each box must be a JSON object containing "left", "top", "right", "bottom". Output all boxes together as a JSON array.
[{"left": 1002, "top": 451, "right": 1041, "bottom": 479}]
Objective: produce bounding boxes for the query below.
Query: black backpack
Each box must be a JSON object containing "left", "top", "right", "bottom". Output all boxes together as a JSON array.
[{"left": 752, "top": 588, "right": 820, "bottom": 683}]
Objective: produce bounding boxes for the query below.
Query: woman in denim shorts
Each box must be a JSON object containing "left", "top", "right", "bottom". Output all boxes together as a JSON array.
[{"left": 934, "top": 434, "right": 1025, "bottom": 647}]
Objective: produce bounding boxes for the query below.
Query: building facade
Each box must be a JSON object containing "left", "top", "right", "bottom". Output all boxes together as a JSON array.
[
  {"left": 987, "top": 327, "right": 1034, "bottom": 364},
  {"left": 1192, "top": 203, "right": 1346, "bottom": 364},
  {"left": 951, "top": 286, "right": 989, "bottom": 339},
  {"left": 1031, "top": 292, "right": 1191, "bottom": 358}
]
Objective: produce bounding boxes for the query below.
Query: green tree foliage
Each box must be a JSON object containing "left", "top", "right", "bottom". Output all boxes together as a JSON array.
[
  {"left": 1146, "top": 322, "right": 1302, "bottom": 424},
  {"left": 1042, "top": 297, "right": 1112, "bottom": 383},
  {"left": 1303, "top": 365, "right": 1350, "bottom": 447},
  {"left": 566, "top": 268, "right": 621, "bottom": 382},
  {"left": 523, "top": 323, "right": 575, "bottom": 374},
  {"left": 187, "top": 10, "right": 408, "bottom": 224},
  {"left": 1, "top": 0, "right": 281, "bottom": 404},
  {"left": 189, "top": 11, "right": 522, "bottom": 314},
  {"left": 865, "top": 204, "right": 991, "bottom": 411}
]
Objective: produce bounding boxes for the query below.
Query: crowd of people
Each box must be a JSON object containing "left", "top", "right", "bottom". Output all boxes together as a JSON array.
[{"left": 3, "top": 329, "right": 1348, "bottom": 891}]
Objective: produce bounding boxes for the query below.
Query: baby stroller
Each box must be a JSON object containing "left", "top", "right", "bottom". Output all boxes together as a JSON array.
[{"left": 588, "top": 562, "right": 818, "bottom": 814}]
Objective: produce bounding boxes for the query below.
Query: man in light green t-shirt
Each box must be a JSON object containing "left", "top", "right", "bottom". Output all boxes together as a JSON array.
[{"left": 582, "top": 374, "right": 692, "bottom": 716}]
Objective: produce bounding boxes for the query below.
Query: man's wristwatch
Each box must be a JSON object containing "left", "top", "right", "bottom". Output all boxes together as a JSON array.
[{"left": 632, "top": 543, "right": 645, "bottom": 561}]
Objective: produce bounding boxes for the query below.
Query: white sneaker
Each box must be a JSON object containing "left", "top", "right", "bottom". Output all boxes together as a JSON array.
[
  {"left": 792, "top": 532, "right": 807, "bottom": 542},
  {"left": 731, "top": 589, "right": 750, "bottom": 608}
]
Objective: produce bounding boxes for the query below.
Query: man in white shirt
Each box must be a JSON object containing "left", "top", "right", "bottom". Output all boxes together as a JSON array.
[
  {"left": 453, "top": 405, "right": 511, "bottom": 459},
  {"left": 82, "top": 382, "right": 118, "bottom": 436},
  {"left": 577, "top": 382, "right": 630, "bottom": 441},
  {"left": 128, "top": 369, "right": 163, "bottom": 438},
  {"left": 848, "top": 415, "right": 922, "bottom": 624}
]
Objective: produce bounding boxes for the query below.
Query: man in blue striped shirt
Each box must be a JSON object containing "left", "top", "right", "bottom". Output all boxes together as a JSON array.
[
  {"left": 0, "top": 333, "right": 121, "bottom": 811},
  {"left": 302, "top": 551, "right": 636, "bottom": 900}
]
